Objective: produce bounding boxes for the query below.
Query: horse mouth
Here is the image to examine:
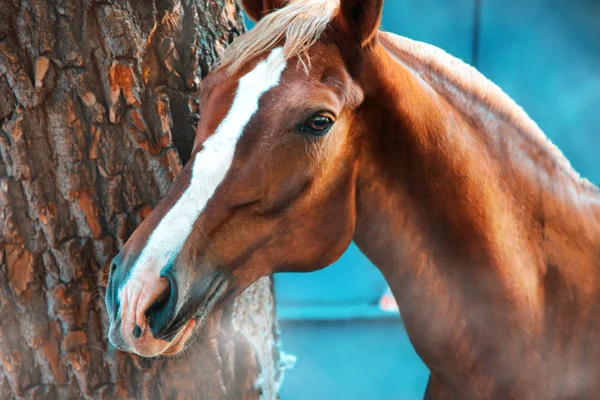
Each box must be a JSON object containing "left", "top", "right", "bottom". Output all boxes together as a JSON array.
[
  {"left": 193, "top": 273, "right": 228, "bottom": 326},
  {"left": 162, "top": 319, "right": 197, "bottom": 355},
  {"left": 157, "top": 274, "right": 228, "bottom": 356}
]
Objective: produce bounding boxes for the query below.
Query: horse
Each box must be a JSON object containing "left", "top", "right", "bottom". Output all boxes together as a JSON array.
[{"left": 105, "top": 0, "right": 600, "bottom": 398}]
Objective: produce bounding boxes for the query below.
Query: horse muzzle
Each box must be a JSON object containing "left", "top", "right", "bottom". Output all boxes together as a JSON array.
[{"left": 105, "top": 253, "right": 228, "bottom": 357}]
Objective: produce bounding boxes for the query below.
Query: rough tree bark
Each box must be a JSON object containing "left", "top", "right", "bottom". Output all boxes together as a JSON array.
[{"left": 0, "top": 1, "right": 289, "bottom": 399}]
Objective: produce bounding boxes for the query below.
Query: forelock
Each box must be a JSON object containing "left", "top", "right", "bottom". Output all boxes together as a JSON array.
[{"left": 221, "top": 0, "right": 340, "bottom": 73}]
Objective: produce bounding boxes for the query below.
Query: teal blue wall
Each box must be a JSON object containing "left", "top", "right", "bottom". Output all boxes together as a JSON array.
[{"left": 477, "top": 0, "right": 600, "bottom": 184}]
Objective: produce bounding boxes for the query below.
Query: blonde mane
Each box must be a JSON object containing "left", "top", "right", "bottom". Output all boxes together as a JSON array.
[{"left": 221, "top": 0, "right": 340, "bottom": 73}]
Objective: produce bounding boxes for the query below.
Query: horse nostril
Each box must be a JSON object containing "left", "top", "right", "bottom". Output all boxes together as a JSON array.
[
  {"left": 133, "top": 325, "right": 142, "bottom": 338},
  {"left": 145, "top": 274, "right": 178, "bottom": 340}
]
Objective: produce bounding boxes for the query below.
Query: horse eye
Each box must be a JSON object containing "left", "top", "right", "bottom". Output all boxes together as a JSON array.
[{"left": 301, "top": 114, "right": 334, "bottom": 136}]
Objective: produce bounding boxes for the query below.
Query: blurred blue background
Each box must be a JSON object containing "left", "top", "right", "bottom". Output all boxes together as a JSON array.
[{"left": 245, "top": 1, "right": 600, "bottom": 399}]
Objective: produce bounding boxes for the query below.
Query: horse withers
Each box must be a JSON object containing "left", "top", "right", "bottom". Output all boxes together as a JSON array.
[{"left": 105, "top": 0, "right": 600, "bottom": 398}]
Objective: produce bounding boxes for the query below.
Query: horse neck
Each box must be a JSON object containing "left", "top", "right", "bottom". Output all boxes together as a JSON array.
[{"left": 352, "top": 35, "right": 600, "bottom": 323}]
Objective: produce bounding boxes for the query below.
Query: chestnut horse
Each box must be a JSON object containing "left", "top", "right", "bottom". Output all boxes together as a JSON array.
[{"left": 105, "top": 0, "right": 600, "bottom": 398}]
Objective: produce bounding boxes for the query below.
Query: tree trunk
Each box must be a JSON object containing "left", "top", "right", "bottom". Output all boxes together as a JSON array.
[{"left": 0, "top": 1, "right": 289, "bottom": 398}]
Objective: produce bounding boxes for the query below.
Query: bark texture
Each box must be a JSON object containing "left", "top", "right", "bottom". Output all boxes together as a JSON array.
[{"left": 0, "top": 1, "right": 286, "bottom": 398}]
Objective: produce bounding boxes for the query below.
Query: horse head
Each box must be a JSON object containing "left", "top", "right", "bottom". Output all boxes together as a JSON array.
[{"left": 105, "top": 0, "right": 384, "bottom": 357}]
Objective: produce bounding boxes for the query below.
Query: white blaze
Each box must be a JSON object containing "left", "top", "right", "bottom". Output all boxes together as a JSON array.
[{"left": 124, "top": 47, "right": 287, "bottom": 286}]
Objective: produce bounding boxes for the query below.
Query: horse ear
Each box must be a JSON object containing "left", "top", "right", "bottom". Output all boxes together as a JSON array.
[
  {"left": 238, "top": 0, "right": 287, "bottom": 22},
  {"left": 338, "top": 0, "right": 384, "bottom": 45}
]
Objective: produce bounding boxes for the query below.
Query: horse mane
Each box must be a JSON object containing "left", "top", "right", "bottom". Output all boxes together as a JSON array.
[
  {"left": 378, "top": 31, "right": 597, "bottom": 192},
  {"left": 221, "top": 0, "right": 339, "bottom": 73}
]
